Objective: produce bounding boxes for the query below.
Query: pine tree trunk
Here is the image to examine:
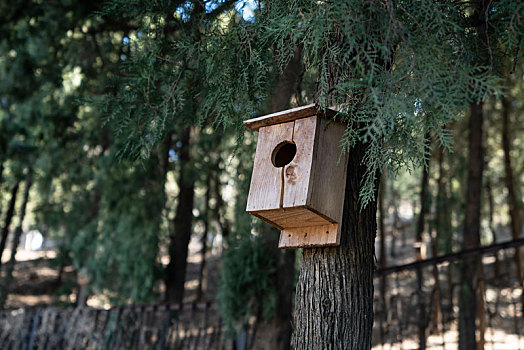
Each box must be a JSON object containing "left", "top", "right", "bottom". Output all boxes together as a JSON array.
[
  {"left": 165, "top": 126, "right": 195, "bottom": 303},
  {"left": 485, "top": 179, "right": 497, "bottom": 244},
  {"left": 458, "top": 102, "right": 484, "bottom": 350},
  {"left": 390, "top": 183, "right": 399, "bottom": 257},
  {"left": 291, "top": 140, "right": 377, "bottom": 349},
  {"left": 378, "top": 176, "right": 388, "bottom": 344},
  {"left": 501, "top": 96, "right": 523, "bottom": 285},
  {"left": 0, "top": 171, "right": 33, "bottom": 309},
  {"left": 431, "top": 147, "right": 446, "bottom": 333},
  {"left": 0, "top": 162, "right": 3, "bottom": 210},
  {"left": 415, "top": 144, "right": 431, "bottom": 244},
  {"left": 196, "top": 174, "right": 210, "bottom": 302},
  {"left": 415, "top": 137, "right": 431, "bottom": 350},
  {"left": 0, "top": 180, "right": 20, "bottom": 269},
  {"left": 212, "top": 161, "right": 229, "bottom": 239}
]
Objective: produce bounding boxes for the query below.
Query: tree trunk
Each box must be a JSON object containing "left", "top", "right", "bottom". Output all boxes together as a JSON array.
[
  {"left": 415, "top": 136, "right": 431, "bottom": 244},
  {"left": 252, "top": 44, "right": 302, "bottom": 350},
  {"left": 458, "top": 102, "right": 484, "bottom": 350},
  {"left": 414, "top": 136, "right": 431, "bottom": 350},
  {"left": 501, "top": 96, "right": 522, "bottom": 286},
  {"left": 390, "top": 182, "right": 400, "bottom": 257},
  {"left": 212, "top": 156, "right": 230, "bottom": 240},
  {"left": 485, "top": 179, "right": 497, "bottom": 244},
  {"left": 0, "top": 162, "right": 3, "bottom": 211},
  {"left": 378, "top": 176, "right": 388, "bottom": 344},
  {"left": 165, "top": 126, "right": 195, "bottom": 304},
  {"left": 0, "top": 171, "right": 33, "bottom": 309},
  {"left": 431, "top": 147, "right": 447, "bottom": 333},
  {"left": 196, "top": 173, "right": 210, "bottom": 302},
  {"left": 0, "top": 180, "right": 20, "bottom": 269},
  {"left": 291, "top": 140, "right": 377, "bottom": 349}
]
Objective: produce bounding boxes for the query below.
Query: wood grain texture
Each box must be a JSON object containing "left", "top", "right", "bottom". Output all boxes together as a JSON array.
[
  {"left": 307, "top": 118, "right": 349, "bottom": 223},
  {"left": 246, "top": 122, "right": 294, "bottom": 212},
  {"left": 249, "top": 206, "right": 332, "bottom": 230},
  {"left": 244, "top": 104, "right": 337, "bottom": 131},
  {"left": 279, "top": 223, "right": 339, "bottom": 249},
  {"left": 282, "top": 116, "right": 317, "bottom": 209},
  {"left": 245, "top": 108, "right": 349, "bottom": 249}
]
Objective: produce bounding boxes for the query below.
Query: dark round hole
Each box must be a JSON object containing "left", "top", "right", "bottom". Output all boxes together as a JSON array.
[{"left": 271, "top": 141, "right": 297, "bottom": 168}]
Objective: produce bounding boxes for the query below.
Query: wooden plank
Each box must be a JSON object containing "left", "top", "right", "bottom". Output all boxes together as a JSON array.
[
  {"left": 282, "top": 116, "right": 317, "bottom": 209},
  {"left": 249, "top": 206, "right": 332, "bottom": 229},
  {"left": 246, "top": 122, "right": 294, "bottom": 212},
  {"left": 244, "top": 104, "right": 338, "bottom": 131},
  {"left": 306, "top": 118, "right": 348, "bottom": 223},
  {"left": 279, "top": 223, "right": 340, "bottom": 249}
]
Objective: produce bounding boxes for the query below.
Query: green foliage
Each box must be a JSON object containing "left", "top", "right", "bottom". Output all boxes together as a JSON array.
[
  {"left": 100, "top": 0, "right": 519, "bottom": 208},
  {"left": 218, "top": 233, "right": 275, "bottom": 334}
]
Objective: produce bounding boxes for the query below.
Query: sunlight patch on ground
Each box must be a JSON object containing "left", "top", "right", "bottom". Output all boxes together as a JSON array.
[
  {"left": 1, "top": 249, "right": 57, "bottom": 264},
  {"left": 373, "top": 324, "right": 524, "bottom": 350}
]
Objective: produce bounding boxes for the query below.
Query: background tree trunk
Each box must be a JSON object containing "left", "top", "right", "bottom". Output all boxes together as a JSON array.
[
  {"left": 252, "top": 44, "right": 302, "bottom": 350},
  {"left": 196, "top": 173, "right": 210, "bottom": 302},
  {"left": 0, "top": 170, "right": 33, "bottom": 309},
  {"left": 458, "top": 102, "right": 484, "bottom": 350},
  {"left": 165, "top": 127, "right": 195, "bottom": 304},
  {"left": 415, "top": 137, "right": 431, "bottom": 244},
  {"left": 0, "top": 180, "right": 20, "bottom": 269},
  {"left": 501, "top": 96, "right": 522, "bottom": 285},
  {"left": 378, "top": 176, "right": 388, "bottom": 345},
  {"left": 415, "top": 136, "right": 431, "bottom": 350}
]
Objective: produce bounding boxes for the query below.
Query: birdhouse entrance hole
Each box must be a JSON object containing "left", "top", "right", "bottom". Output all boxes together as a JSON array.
[{"left": 271, "top": 141, "right": 296, "bottom": 168}]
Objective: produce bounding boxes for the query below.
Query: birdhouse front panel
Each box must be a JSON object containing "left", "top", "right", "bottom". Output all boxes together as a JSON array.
[
  {"left": 246, "top": 116, "right": 333, "bottom": 229},
  {"left": 244, "top": 104, "right": 348, "bottom": 249}
]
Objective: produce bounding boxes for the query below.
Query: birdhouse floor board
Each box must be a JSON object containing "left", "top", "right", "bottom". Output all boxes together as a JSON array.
[
  {"left": 279, "top": 223, "right": 339, "bottom": 249},
  {"left": 248, "top": 206, "right": 333, "bottom": 230}
]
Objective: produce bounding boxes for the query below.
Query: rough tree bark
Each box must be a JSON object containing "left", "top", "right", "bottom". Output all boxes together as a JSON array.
[
  {"left": 291, "top": 138, "right": 378, "bottom": 349},
  {"left": 290, "top": 16, "right": 386, "bottom": 347},
  {"left": 165, "top": 126, "right": 195, "bottom": 304},
  {"left": 458, "top": 102, "right": 484, "bottom": 350},
  {"left": 0, "top": 170, "right": 33, "bottom": 310},
  {"left": 0, "top": 180, "right": 20, "bottom": 269}
]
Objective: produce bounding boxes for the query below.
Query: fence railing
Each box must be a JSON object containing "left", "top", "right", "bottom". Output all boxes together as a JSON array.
[
  {"left": 0, "top": 302, "right": 231, "bottom": 350},
  {"left": 373, "top": 238, "right": 524, "bottom": 349},
  {"left": 1, "top": 238, "right": 523, "bottom": 350}
]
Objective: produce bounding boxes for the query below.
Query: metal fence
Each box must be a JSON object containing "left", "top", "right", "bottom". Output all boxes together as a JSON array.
[
  {"left": 1, "top": 238, "right": 523, "bottom": 350},
  {"left": 0, "top": 302, "right": 231, "bottom": 350},
  {"left": 373, "top": 238, "right": 524, "bottom": 349}
]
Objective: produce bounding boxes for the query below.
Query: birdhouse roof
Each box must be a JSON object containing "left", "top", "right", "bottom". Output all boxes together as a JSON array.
[{"left": 244, "top": 104, "right": 339, "bottom": 131}]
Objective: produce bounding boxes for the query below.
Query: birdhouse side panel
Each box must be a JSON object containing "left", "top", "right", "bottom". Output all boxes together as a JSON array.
[
  {"left": 282, "top": 116, "right": 317, "bottom": 209},
  {"left": 307, "top": 119, "right": 348, "bottom": 223},
  {"left": 246, "top": 121, "right": 294, "bottom": 212}
]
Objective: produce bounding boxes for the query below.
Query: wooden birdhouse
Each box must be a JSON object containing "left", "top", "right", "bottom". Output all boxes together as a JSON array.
[{"left": 244, "top": 104, "right": 349, "bottom": 249}]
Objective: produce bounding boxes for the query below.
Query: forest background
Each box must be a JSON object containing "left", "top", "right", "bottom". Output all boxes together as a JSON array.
[{"left": 0, "top": 1, "right": 523, "bottom": 349}]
